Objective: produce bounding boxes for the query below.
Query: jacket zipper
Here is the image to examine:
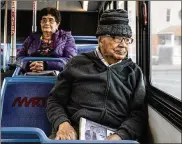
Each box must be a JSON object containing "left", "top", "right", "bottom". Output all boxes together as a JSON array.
[{"left": 99, "top": 67, "right": 111, "bottom": 123}]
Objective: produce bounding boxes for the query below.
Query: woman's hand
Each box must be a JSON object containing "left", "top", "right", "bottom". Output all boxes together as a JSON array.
[
  {"left": 55, "top": 122, "right": 78, "bottom": 140},
  {"left": 105, "top": 134, "right": 121, "bottom": 140},
  {"left": 29, "top": 61, "right": 44, "bottom": 72}
]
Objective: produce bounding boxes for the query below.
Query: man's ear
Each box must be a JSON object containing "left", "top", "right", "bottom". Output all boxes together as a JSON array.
[
  {"left": 98, "top": 36, "right": 103, "bottom": 44},
  {"left": 98, "top": 36, "right": 102, "bottom": 47}
]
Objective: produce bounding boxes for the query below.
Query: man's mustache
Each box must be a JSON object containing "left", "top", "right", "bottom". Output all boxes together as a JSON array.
[
  {"left": 114, "top": 47, "right": 127, "bottom": 51},
  {"left": 116, "top": 46, "right": 126, "bottom": 49},
  {"left": 114, "top": 47, "right": 127, "bottom": 55}
]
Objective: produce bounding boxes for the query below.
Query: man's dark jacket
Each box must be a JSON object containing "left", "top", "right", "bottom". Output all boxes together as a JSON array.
[{"left": 46, "top": 51, "right": 147, "bottom": 140}]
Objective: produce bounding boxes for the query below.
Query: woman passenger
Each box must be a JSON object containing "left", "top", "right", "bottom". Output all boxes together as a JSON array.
[{"left": 17, "top": 7, "right": 77, "bottom": 73}]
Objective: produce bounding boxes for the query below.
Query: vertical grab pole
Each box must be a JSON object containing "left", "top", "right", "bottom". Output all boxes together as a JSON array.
[
  {"left": 56, "top": 1, "right": 59, "bottom": 10},
  {"left": 32, "top": 0, "right": 37, "bottom": 32},
  {"left": 10, "top": 0, "right": 17, "bottom": 65},
  {"left": 3, "top": 0, "right": 8, "bottom": 72}
]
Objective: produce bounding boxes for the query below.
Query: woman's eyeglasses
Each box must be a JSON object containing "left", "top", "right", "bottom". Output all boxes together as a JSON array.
[
  {"left": 41, "top": 18, "right": 56, "bottom": 24},
  {"left": 106, "top": 35, "right": 133, "bottom": 44}
]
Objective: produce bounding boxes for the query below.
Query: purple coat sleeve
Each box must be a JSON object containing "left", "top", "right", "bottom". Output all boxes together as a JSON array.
[{"left": 44, "top": 32, "right": 77, "bottom": 71}]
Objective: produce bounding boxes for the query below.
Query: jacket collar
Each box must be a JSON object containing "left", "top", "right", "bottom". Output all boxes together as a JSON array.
[
  {"left": 83, "top": 51, "right": 132, "bottom": 70},
  {"left": 95, "top": 47, "right": 123, "bottom": 67}
]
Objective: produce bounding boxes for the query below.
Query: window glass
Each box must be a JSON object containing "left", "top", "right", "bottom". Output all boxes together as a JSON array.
[
  {"left": 151, "top": 1, "right": 181, "bottom": 100},
  {"left": 166, "top": 9, "right": 171, "bottom": 22},
  {"left": 117, "top": 1, "right": 124, "bottom": 9},
  {"left": 106, "top": 3, "right": 110, "bottom": 10},
  {"left": 128, "top": 1, "right": 136, "bottom": 62},
  {"left": 110, "top": 1, "right": 113, "bottom": 9}
]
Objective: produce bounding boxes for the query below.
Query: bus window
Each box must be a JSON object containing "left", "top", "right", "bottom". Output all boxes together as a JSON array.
[
  {"left": 110, "top": 1, "right": 113, "bottom": 9},
  {"left": 150, "top": 1, "right": 181, "bottom": 100},
  {"left": 128, "top": 1, "right": 136, "bottom": 62},
  {"left": 105, "top": 3, "right": 110, "bottom": 10},
  {"left": 105, "top": 1, "right": 113, "bottom": 10},
  {"left": 117, "top": 1, "right": 124, "bottom": 9}
]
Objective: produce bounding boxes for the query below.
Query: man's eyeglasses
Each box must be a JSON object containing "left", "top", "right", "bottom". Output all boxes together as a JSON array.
[
  {"left": 106, "top": 35, "right": 133, "bottom": 44},
  {"left": 41, "top": 18, "right": 56, "bottom": 24}
]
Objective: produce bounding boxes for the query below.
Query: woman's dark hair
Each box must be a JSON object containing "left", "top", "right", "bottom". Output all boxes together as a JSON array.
[{"left": 39, "top": 7, "right": 61, "bottom": 23}]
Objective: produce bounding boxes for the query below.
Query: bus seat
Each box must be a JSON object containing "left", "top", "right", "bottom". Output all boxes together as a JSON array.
[
  {"left": 12, "top": 57, "right": 64, "bottom": 77},
  {"left": 1, "top": 43, "right": 22, "bottom": 67},
  {"left": 1, "top": 42, "right": 97, "bottom": 66},
  {"left": 1, "top": 77, "right": 56, "bottom": 141},
  {"left": 73, "top": 36, "right": 97, "bottom": 44},
  {"left": 1, "top": 77, "right": 139, "bottom": 144},
  {"left": 77, "top": 44, "right": 98, "bottom": 54},
  {"left": 73, "top": 36, "right": 96, "bottom": 39},
  {"left": 1, "top": 128, "right": 138, "bottom": 144}
]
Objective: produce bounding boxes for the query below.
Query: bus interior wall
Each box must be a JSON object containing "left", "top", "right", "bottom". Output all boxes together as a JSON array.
[{"left": 1, "top": 10, "right": 98, "bottom": 43}]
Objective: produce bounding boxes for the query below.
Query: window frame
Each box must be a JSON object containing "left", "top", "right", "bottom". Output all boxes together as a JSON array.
[
  {"left": 179, "top": 9, "right": 181, "bottom": 20},
  {"left": 138, "top": 1, "right": 182, "bottom": 131},
  {"left": 99, "top": 1, "right": 182, "bottom": 131},
  {"left": 166, "top": 8, "right": 171, "bottom": 22}
]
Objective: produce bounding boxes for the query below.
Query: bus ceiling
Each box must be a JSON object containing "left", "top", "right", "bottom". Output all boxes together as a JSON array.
[{"left": 1, "top": 1, "right": 102, "bottom": 11}]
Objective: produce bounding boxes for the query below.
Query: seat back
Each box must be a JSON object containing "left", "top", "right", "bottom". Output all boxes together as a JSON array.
[
  {"left": 77, "top": 44, "right": 98, "bottom": 54},
  {"left": 1, "top": 43, "right": 22, "bottom": 66},
  {"left": 13, "top": 57, "right": 64, "bottom": 77},
  {"left": 1, "top": 77, "right": 56, "bottom": 139},
  {"left": 73, "top": 36, "right": 97, "bottom": 44},
  {"left": 12, "top": 45, "right": 98, "bottom": 77}
]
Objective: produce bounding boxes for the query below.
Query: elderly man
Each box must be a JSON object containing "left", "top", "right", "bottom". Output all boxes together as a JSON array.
[{"left": 46, "top": 9, "right": 147, "bottom": 141}]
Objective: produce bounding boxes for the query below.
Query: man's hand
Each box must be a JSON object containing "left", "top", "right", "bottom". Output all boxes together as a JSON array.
[
  {"left": 29, "top": 61, "right": 44, "bottom": 72},
  {"left": 55, "top": 122, "right": 78, "bottom": 140},
  {"left": 105, "top": 134, "right": 121, "bottom": 140}
]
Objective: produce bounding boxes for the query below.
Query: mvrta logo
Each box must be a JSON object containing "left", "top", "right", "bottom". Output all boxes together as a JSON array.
[{"left": 12, "top": 97, "right": 48, "bottom": 107}]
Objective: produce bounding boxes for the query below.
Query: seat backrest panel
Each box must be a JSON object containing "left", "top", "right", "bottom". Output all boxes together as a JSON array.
[{"left": 1, "top": 77, "right": 56, "bottom": 138}]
